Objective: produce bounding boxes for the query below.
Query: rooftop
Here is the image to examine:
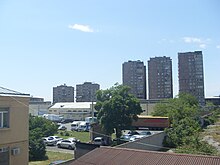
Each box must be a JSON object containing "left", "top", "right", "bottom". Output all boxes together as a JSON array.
[
  {"left": 72, "top": 147, "right": 220, "bottom": 165},
  {"left": 50, "top": 102, "right": 96, "bottom": 109},
  {"left": 0, "top": 86, "right": 30, "bottom": 97}
]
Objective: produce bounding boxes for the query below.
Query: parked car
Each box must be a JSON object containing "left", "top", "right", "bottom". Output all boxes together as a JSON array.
[
  {"left": 58, "top": 125, "right": 67, "bottom": 130},
  {"left": 127, "top": 130, "right": 139, "bottom": 136},
  {"left": 68, "top": 137, "right": 80, "bottom": 142},
  {"left": 43, "top": 136, "right": 63, "bottom": 146},
  {"left": 139, "top": 131, "right": 152, "bottom": 136},
  {"left": 120, "top": 134, "right": 131, "bottom": 142},
  {"left": 129, "top": 135, "right": 145, "bottom": 142},
  {"left": 93, "top": 137, "right": 105, "bottom": 145},
  {"left": 57, "top": 139, "right": 76, "bottom": 150}
]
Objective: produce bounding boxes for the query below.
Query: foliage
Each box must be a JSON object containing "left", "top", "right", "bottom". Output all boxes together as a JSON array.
[
  {"left": 153, "top": 93, "right": 218, "bottom": 155},
  {"left": 175, "top": 141, "right": 218, "bottom": 156},
  {"left": 164, "top": 117, "right": 201, "bottom": 147},
  {"left": 153, "top": 93, "right": 201, "bottom": 147},
  {"left": 29, "top": 115, "right": 58, "bottom": 137},
  {"left": 95, "top": 84, "right": 143, "bottom": 141},
  {"left": 152, "top": 93, "right": 199, "bottom": 124},
  {"left": 29, "top": 137, "right": 47, "bottom": 161},
  {"left": 56, "top": 131, "right": 90, "bottom": 142},
  {"left": 29, "top": 115, "right": 58, "bottom": 161}
]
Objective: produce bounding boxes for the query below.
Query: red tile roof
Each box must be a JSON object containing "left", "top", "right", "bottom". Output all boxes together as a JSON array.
[{"left": 72, "top": 147, "right": 220, "bottom": 165}]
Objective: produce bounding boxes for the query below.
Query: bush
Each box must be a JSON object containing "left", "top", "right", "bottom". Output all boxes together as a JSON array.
[
  {"left": 64, "top": 132, "right": 70, "bottom": 136},
  {"left": 29, "top": 138, "right": 47, "bottom": 161},
  {"left": 60, "top": 131, "right": 64, "bottom": 136},
  {"left": 29, "top": 116, "right": 57, "bottom": 161},
  {"left": 175, "top": 141, "right": 218, "bottom": 156}
]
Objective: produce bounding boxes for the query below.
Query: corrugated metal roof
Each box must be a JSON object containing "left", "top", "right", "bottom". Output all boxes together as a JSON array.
[
  {"left": 50, "top": 102, "right": 96, "bottom": 109},
  {"left": 0, "top": 86, "right": 29, "bottom": 97},
  {"left": 72, "top": 147, "right": 220, "bottom": 165}
]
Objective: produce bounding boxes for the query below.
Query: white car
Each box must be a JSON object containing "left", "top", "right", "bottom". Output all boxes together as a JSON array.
[
  {"left": 43, "top": 136, "right": 63, "bottom": 146},
  {"left": 58, "top": 125, "right": 67, "bottom": 130},
  {"left": 129, "top": 135, "right": 145, "bottom": 142},
  {"left": 57, "top": 139, "right": 76, "bottom": 150},
  {"left": 68, "top": 137, "right": 80, "bottom": 142},
  {"left": 93, "top": 137, "right": 105, "bottom": 145}
]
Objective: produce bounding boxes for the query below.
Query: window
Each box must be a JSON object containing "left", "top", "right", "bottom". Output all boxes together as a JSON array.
[
  {"left": 0, "top": 147, "right": 9, "bottom": 165},
  {"left": 0, "top": 108, "right": 9, "bottom": 128}
]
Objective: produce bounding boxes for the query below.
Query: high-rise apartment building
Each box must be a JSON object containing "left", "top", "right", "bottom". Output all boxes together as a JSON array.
[
  {"left": 122, "top": 60, "right": 146, "bottom": 99},
  {"left": 76, "top": 82, "right": 100, "bottom": 102},
  {"left": 148, "top": 56, "right": 173, "bottom": 99},
  {"left": 178, "top": 51, "right": 205, "bottom": 105},
  {"left": 53, "top": 84, "right": 74, "bottom": 103}
]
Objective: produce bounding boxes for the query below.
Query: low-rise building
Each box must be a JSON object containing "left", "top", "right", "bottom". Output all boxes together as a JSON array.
[
  {"left": 48, "top": 102, "right": 96, "bottom": 121},
  {"left": 0, "top": 87, "right": 30, "bottom": 165},
  {"left": 140, "top": 99, "right": 166, "bottom": 115},
  {"left": 29, "top": 97, "right": 51, "bottom": 116}
]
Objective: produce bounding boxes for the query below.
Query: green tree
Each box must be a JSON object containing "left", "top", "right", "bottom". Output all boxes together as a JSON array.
[
  {"left": 152, "top": 93, "right": 199, "bottom": 124},
  {"left": 95, "top": 84, "right": 143, "bottom": 142},
  {"left": 152, "top": 93, "right": 201, "bottom": 147},
  {"left": 164, "top": 117, "right": 201, "bottom": 147},
  {"left": 29, "top": 115, "right": 58, "bottom": 161}
]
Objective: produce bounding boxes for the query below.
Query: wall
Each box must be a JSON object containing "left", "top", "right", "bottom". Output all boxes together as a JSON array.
[
  {"left": 75, "top": 142, "right": 99, "bottom": 159},
  {"left": 0, "top": 96, "right": 29, "bottom": 165},
  {"left": 116, "top": 132, "right": 165, "bottom": 151}
]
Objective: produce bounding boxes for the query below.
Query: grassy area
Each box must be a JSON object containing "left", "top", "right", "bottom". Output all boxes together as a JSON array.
[
  {"left": 29, "top": 151, "right": 73, "bottom": 165},
  {"left": 55, "top": 131, "right": 90, "bottom": 142}
]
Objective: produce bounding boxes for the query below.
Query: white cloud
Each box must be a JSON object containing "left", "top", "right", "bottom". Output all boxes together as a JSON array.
[
  {"left": 68, "top": 24, "right": 94, "bottom": 32},
  {"left": 182, "top": 37, "right": 211, "bottom": 49},
  {"left": 217, "top": 45, "right": 220, "bottom": 49},
  {"left": 183, "top": 37, "right": 202, "bottom": 43},
  {"left": 199, "top": 44, "right": 206, "bottom": 49}
]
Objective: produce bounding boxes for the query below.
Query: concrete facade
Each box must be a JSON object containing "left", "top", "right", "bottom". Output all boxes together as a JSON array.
[
  {"left": 48, "top": 102, "right": 96, "bottom": 121},
  {"left": 53, "top": 84, "right": 74, "bottom": 103},
  {"left": 76, "top": 82, "right": 100, "bottom": 102},
  {"left": 0, "top": 95, "right": 29, "bottom": 165},
  {"left": 178, "top": 51, "right": 205, "bottom": 105},
  {"left": 140, "top": 99, "right": 166, "bottom": 116},
  {"left": 148, "top": 56, "right": 173, "bottom": 99},
  {"left": 29, "top": 97, "right": 51, "bottom": 116},
  {"left": 122, "top": 60, "right": 146, "bottom": 99}
]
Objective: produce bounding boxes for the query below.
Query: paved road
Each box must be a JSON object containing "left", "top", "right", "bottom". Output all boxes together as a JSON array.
[{"left": 58, "top": 122, "right": 72, "bottom": 131}]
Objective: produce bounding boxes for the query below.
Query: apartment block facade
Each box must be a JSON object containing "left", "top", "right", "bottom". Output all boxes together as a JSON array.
[
  {"left": 178, "top": 51, "right": 205, "bottom": 105},
  {"left": 148, "top": 56, "right": 173, "bottom": 99},
  {"left": 53, "top": 84, "right": 74, "bottom": 103},
  {"left": 0, "top": 87, "right": 29, "bottom": 165},
  {"left": 76, "top": 82, "right": 100, "bottom": 102},
  {"left": 122, "top": 60, "right": 146, "bottom": 99}
]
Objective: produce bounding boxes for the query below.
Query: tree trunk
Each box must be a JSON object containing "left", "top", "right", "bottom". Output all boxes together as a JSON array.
[{"left": 115, "top": 128, "right": 122, "bottom": 144}]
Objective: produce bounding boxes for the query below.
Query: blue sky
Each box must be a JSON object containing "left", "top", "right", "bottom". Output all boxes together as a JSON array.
[{"left": 0, "top": 0, "right": 220, "bottom": 101}]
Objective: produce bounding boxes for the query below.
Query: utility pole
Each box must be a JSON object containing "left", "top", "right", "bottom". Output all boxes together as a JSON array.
[{"left": 92, "top": 100, "right": 94, "bottom": 123}]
